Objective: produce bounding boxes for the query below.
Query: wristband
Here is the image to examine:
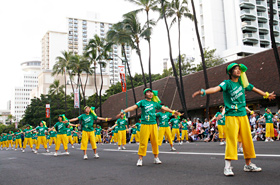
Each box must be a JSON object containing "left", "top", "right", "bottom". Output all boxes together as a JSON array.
[
  {"left": 105, "top": 118, "right": 108, "bottom": 122},
  {"left": 172, "top": 110, "right": 175, "bottom": 115},
  {"left": 263, "top": 92, "right": 269, "bottom": 99},
  {"left": 200, "top": 89, "right": 206, "bottom": 97}
]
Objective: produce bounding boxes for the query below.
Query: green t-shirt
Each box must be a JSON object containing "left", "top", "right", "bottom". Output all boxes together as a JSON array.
[
  {"left": 170, "top": 118, "right": 180, "bottom": 129},
  {"left": 135, "top": 122, "right": 141, "bottom": 131},
  {"left": 181, "top": 121, "right": 188, "bottom": 130},
  {"left": 46, "top": 135, "right": 50, "bottom": 139},
  {"left": 219, "top": 79, "right": 254, "bottom": 117},
  {"left": 32, "top": 133, "right": 36, "bottom": 139},
  {"left": 131, "top": 127, "right": 137, "bottom": 134},
  {"left": 264, "top": 113, "right": 273, "bottom": 123},
  {"left": 95, "top": 128, "right": 102, "bottom": 135},
  {"left": 116, "top": 119, "right": 128, "bottom": 131},
  {"left": 215, "top": 112, "right": 225, "bottom": 126},
  {"left": 49, "top": 130, "right": 57, "bottom": 137},
  {"left": 78, "top": 114, "right": 98, "bottom": 132},
  {"left": 2, "top": 135, "right": 7, "bottom": 141},
  {"left": 36, "top": 127, "right": 48, "bottom": 136},
  {"left": 14, "top": 132, "right": 21, "bottom": 139},
  {"left": 0, "top": 136, "right": 2, "bottom": 142},
  {"left": 114, "top": 126, "right": 119, "bottom": 133},
  {"left": 66, "top": 128, "right": 72, "bottom": 136},
  {"left": 7, "top": 134, "right": 13, "bottom": 140},
  {"left": 73, "top": 131, "right": 78, "bottom": 137},
  {"left": 23, "top": 129, "right": 33, "bottom": 138},
  {"left": 136, "top": 99, "right": 162, "bottom": 125},
  {"left": 157, "top": 112, "right": 172, "bottom": 127},
  {"left": 54, "top": 122, "right": 69, "bottom": 135}
]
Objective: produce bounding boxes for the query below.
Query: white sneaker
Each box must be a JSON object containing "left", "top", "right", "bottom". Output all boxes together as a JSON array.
[
  {"left": 238, "top": 147, "right": 243, "bottom": 153},
  {"left": 15, "top": 149, "right": 17, "bottom": 151},
  {"left": 129, "top": 142, "right": 131, "bottom": 144},
  {"left": 110, "top": 142, "right": 112, "bottom": 144},
  {"left": 154, "top": 157, "right": 162, "bottom": 164},
  {"left": 6, "top": 148, "right": 8, "bottom": 150},
  {"left": 118, "top": 147, "right": 121, "bottom": 150},
  {"left": 1, "top": 148, "right": 2, "bottom": 150},
  {"left": 170, "top": 147, "right": 176, "bottom": 151},
  {"left": 22, "top": 150, "right": 25, "bottom": 153},
  {"left": 137, "top": 143, "right": 139, "bottom": 145},
  {"left": 265, "top": 139, "right": 269, "bottom": 142},
  {"left": 65, "top": 152, "right": 70, "bottom": 155},
  {"left": 224, "top": 167, "right": 234, "bottom": 176},
  {"left": 84, "top": 154, "right": 88, "bottom": 160},
  {"left": 186, "top": 141, "right": 189, "bottom": 143},
  {"left": 244, "top": 163, "right": 262, "bottom": 172},
  {"left": 72, "top": 146, "right": 74, "bottom": 148},
  {"left": 34, "top": 150, "right": 38, "bottom": 154},
  {"left": 220, "top": 142, "right": 224, "bottom": 146},
  {"left": 32, "top": 149, "right": 35, "bottom": 152},
  {"left": 122, "top": 146, "right": 126, "bottom": 150},
  {"left": 270, "top": 139, "right": 274, "bottom": 142},
  {"left": 49, "top": 146, "right": 50, "bottom": 148},
  {"left": 114, "top": 143, "right": 116, "bottom": 145},
  {"left": 46, "top": 149, "right": 49, "bottom": 153},
  {"left": 94, "top": 153, "right": 99, "bottom": 158},
  {"left": 54, "top": 152, "right": 58, "bottom": 157},
  {"left": 137, "top": 159, "right": 142, "bottom": 166}
]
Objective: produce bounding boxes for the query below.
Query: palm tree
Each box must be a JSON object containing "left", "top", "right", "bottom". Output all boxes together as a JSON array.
[
  {"left": 269, "top": 1, "right": 280, "bottom": 82},
  {"left": 190, "top": 0, "right": 210, "bottom": 118},
  {"left": 122, "top": 12, "right": 147, "bottom": 88},
  {"left": 107, "top": 22, "right": 138, "bottom": 120},
  {"left": 49, "top": 80, "right": 65, "bottom": 95},
  {"left": 166, "top": 0, "right": 193, "bottom": 115},
  {"left": 159, "top": 0, "right": 188, "bottom": 117},
  {"left": 126, "top": 0, "right": 159, "bottom": 89}
]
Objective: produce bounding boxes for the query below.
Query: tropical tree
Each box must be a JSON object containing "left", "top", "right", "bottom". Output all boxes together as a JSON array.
[
  {"left": 269, "top": 1, "right": 280, "bottom": 82},
  {"left": 126, "top": 0, "right": 159, "bottom": 89},
  {"left": 166, "top": 0, "right": 193, "bottom": 114},
  {"left": 48, "top": 80, "right": 65, "bottom": 95},
  {"left": 195, "top": 48, "right": 225, "bottom": 71},
  {"left": 122, "top": 12, "right": 147, "bottom": 88},
  {"left": 159, "top": 0, "right": 188, "bottom": 117},
  {"left": 190, "top": 0, "right": 210, "bottom": 118},
  {"left": 107, "top": 22, "right": 138, "bottom": 120}
]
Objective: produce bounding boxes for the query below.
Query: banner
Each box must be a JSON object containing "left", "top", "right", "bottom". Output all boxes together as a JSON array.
[
  {"left": 46, "top": 104, "right": 50, "bottom": 118},
  {"left": 74, "top": 88, "right": 80, "bottom": 108},
  {"left": 119, "top": 65, "right": 126, "bottom": 92}
]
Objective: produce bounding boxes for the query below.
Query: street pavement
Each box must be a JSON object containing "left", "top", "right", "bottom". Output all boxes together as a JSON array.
[{"left": 0, "top": 141, "right": 279, "bottom": 185}]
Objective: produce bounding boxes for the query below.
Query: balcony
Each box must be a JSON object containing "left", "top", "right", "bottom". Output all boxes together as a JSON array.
[
  {"left": 240, "top": 0, "right": 255, "bottom": 9},
  {"left": 256, "top": 0, "right": 267, "bottom": 11},
  {"left": 257, "top": 12, "right": 268, "bottom": 22},
  {"left": 241, "top": 9, "right": 257, "bottom": 20},
  {"left": 243, "top": 33, "right": 259, "bottom": 44},
  {"left": 259, "top": 34, "right": 270, "bottom": 45},
  {"left": 242, "top": 21, "right": 258, "bottom": 31},
  {"left": 267, "top": 3, "right": 278, "bottom": 14},
  {"left": 275, "top": 36, "right": 280, "bottom": 46},
  {"left": 258, "top": 22, "right": 269, "bottom": 33},
  {"left": 273, "top": 25, "right": 280, "bottom": 36}
]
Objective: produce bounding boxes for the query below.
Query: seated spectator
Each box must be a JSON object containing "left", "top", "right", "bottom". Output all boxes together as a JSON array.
[
  {"left": 203, "top": 118, "right": 209, "bottom": 129},
  {"left": 197, "top": 128, "right": 205, "bottom": 140}
]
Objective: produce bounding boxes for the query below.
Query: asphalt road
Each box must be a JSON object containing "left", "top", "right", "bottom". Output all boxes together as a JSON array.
[{"left": 0, "top": 141, "right": 279, "bottom": 185}]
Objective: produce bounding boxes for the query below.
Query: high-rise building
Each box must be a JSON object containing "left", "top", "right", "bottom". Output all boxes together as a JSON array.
[
  {"left": 11, "top": 61, "right": 41, "bottom": 122},
  {"left": 41, "top": 17, "right": 132, "bottom": 85},
  {"left": 6, "top": 100, "right": 11, "bottom": 110},
  {"left": 193, "top": 0, "right": 280, "bottom": 62}
]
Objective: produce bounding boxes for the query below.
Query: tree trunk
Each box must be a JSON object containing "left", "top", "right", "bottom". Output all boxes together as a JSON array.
[
  {"left": 83, "top": 73, "right": 89, "bottom": 106},
  {"left": 94, "top": 63, "right": 98, "bottom": 107},
  {"left": 269, "top": 0, "right": 280, "bottom": 82},
  {"left": 99, "top": 63, "right": 103, "bottom": 118},
  {"left": 191, "top": 0, "right": 210, "bottom": 119},
  {"left": 67, "top": 71, "right": 75, "bottom": 94},
  {"left": 64, "top": 69, "right": 67, "bottom": 115},
  {"left": 146, "top": 10, "right": 152, "bottom": 89},
  {"left": 136, "top": 41, "right": 147, "bottom": 88},
  {"left": 161, "top": 0, "right": 188, "bottom": 117}
]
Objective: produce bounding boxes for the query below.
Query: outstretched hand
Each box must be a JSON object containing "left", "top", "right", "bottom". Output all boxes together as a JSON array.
[
  {"left": 173, "top": 111, "right": 181, "bottom": 117},
  {"left": 268, "top": 91, "right": 276, "bottom": 101},
  {"left": 116, "top": 111, "right": 123, "bottom": 118},
  {"left": 192, "top": 90, "right": 202, "bottom": 98}
]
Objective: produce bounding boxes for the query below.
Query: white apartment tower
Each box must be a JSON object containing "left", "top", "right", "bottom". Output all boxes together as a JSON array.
[
  {"left": 194, "top": 0, "right": 280, "bottom": 62},
  {"left": 11, "top": 61, "right": 41, "bottom": 122},
  {"left": 41, "top": 17, "right": 132, "bottom": 85}
]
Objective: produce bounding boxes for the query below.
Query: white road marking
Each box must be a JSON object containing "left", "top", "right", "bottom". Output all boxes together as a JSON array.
[
  {"left": 103, "top": 149, "right": 280, "bottom": 157},
  {"left": 40, "top": 152, "right": 69, "bottom": 156}
]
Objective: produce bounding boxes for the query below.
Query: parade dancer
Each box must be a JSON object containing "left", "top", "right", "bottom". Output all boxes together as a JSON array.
[
  {"left": 66, "top": 125, "right": 74, "bottom": 148},
  {"left": 14, "top": 129, "right": 23, "bottom": 151},
  {"left": 110, "top": 114, "right": 128, "bottom": 150},
  {"left": 68, "top": 106, "right": 111, "bottom": 160},
  {"left": 73, "top": 128, "right": 79, "bottom": 145},
  {"left": 33, "top": 121, "right": 50, "bottom": 154},
  {"left": 95, "top": 125, "right": 102, "bottom": 144},
  {"left": 22, "top": 125, "right": 34, "bottom": 152},
  {"left": 169, "top": 116, "right": 182, "bottom": 145},
  {"left": 7, "top": 131, "right": 13, "bottom": 150},
  {"left": 156, "top": 107, "right": 176, "bottom": 150},
  {"left": 129, "top": 126, "right": 137, "bottom": 144},
  {"left": 210, "top": 106, "right": 226, "bottom": 146},
  {"left": 180, "top": 119, "right": 189, "bottom": 144},
  {"left": 49, "top": 129, "right": 57, "bottom": 148},
  {"left": 260, "top": 108, "right": 275, "bottom": 142},
  {"left": 192, "top": 63, "right": 275, "bottom": 176},
  {"left": 117, "top": 88, "right": 180, "bottom": 166}
]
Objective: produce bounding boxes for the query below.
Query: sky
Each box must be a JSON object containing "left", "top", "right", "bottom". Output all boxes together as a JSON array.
[{"left": 0, "top": 0, "right": 195, "bottom": 110}]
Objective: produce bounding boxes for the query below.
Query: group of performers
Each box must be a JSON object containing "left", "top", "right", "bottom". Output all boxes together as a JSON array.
[{"left": 0, "top": 63, "right": 277, "bottom": 177}]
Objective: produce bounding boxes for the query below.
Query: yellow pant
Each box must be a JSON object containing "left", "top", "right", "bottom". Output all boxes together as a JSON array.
[
  {"left": 33, "top": 139, "right": 37, "bottom": 146},
  {"left": 158, "top": 127, "right": 173, "bottom": 146},
  {"left": 266, "top": 123, "right": 274, "bottom": 138},
  {"left": 67, "top": 135, "right": 74, "bottom": 145},
  {"left": 80, "top": 131, "right": 97, "bottom": 150},
  {"left": 36, "top": 136, "right": 47, "bottom": 150},
  {"left": 7, "top": 140, "right": 13, "bottom": 148},
  {"left": 110, "top": 135, "right": 117, "bottom": 143},
  {"left": 218, "top": 125, "right": 226, "bottom": 139},
  {"left": 96, "top": 135, "right": 102, "bottom": 143},
  {"left": 181, "top": 130, "right": 188, "bottom": 141},
  {"left": 118, "top": 130, "right": 126, "bottom": 146},
  {"left": 130, "top": 134, "right": 137, "bottom": 142},
  {"left": 172, "top": 128, "right": 180, "bottom": 141},
  {"left": 23, "top": 138, "right": 33, "bottom": 149},
  {"left": 138, "top": 124, "right": 158, "bottom": 156},
  {"left": 55, "top": 134, "right": 68, "bottom": 151},
  {"left": 73, "top": 136, "right": 78, "bottom": 143},
  {"left": 225, "top": 116, "right": 256, "bottom": 160},
  {"left": 49, "top": 137, "right": 56, "bottom": 145},
  {"left": 136, "top": 131, "right": 140, "bottom": 142},
  {"left": 15, "top": 139, "right": 22, "bottom": 149}
]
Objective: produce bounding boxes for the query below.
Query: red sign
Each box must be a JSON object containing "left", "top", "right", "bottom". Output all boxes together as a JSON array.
[
  {"left": 74, "top": 89, "right": 79, "bottom": 108},
  {"left": 46, "top": 104, "right": 50, "bottom": 118},
  {"left": 119, "top": 66, "right": 126, "bottom": 92}
]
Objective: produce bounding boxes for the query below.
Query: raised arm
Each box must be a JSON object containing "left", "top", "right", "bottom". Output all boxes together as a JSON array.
[
  {"left": 161, "top": 106, "right": 181, "bottom": 117},
  {"left": 68, "top": 117, "right": 79, "bottom": 122},
  {"left": 97, "top": 117, "right": 112, "bottom": 121},
  {"left": 252, "top": 87, "right": 275, "bottom": 101},
  {"left": 192, "top": 86, "right": 222, "bottom": 98}
]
